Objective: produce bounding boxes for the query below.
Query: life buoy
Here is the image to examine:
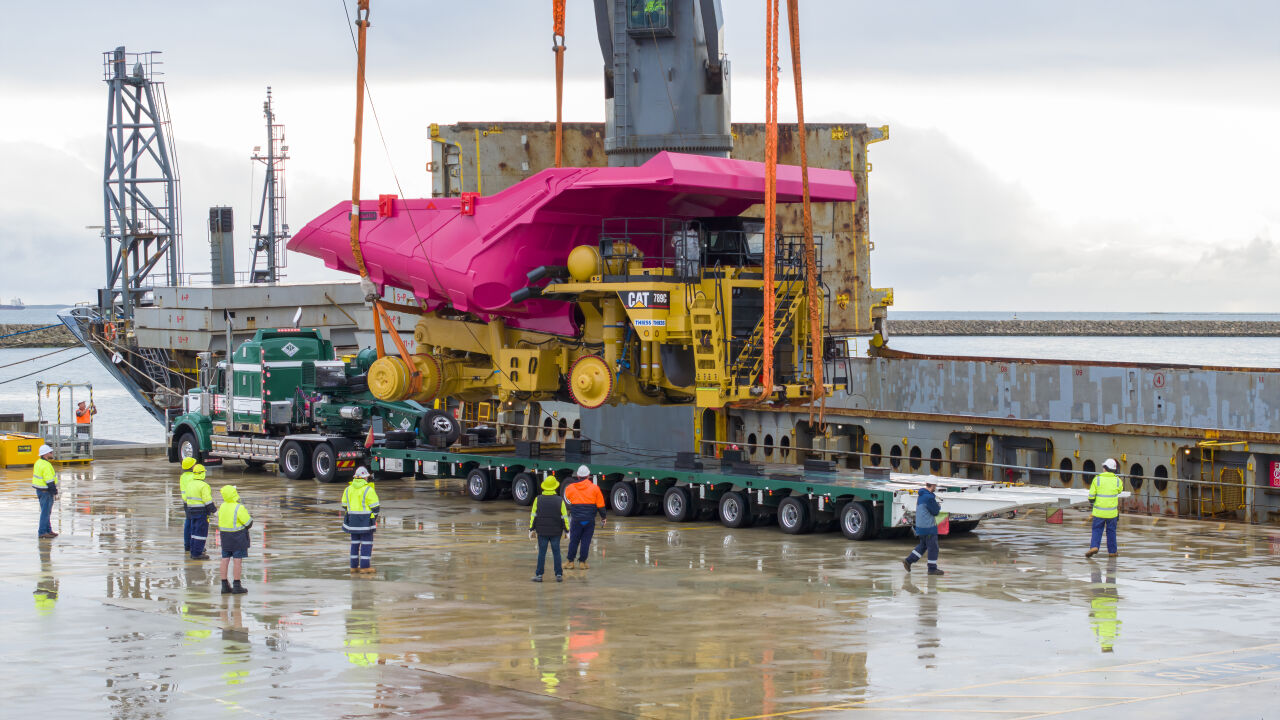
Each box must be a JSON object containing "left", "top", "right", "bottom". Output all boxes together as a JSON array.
[{"left": 104, "top": 324, "right": 116, "bottom": 342}]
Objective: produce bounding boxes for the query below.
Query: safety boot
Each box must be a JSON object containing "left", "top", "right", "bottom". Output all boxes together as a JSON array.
[
  {"left": 231, "top": 580, "right": 248, "bottom": 594},
  {"left": 191, "top": 554, "right": 210, "bottom": 561},
  {"left": 359, "top": 567, "right": 375, "bottom": 574},
  {"left": 1107, "top": 552, "right": 1119, "bottom": 557},
  {"left": 1084, "top": 547, "right": 1099, "bottom": 558},
  {"left": 580, "top": 561, "right": 589, "bottom": 570},
  {"left": 927, "top": 567, "right": 945, "bottom": 576},
  {"left": 565, "top": 560, "right": 576, "bottom": 570},
  {"left": 531, "top": 575, "right": 543, "bottom": 583},
  {"left": 221, "top": 579, "right": 233, "bottom": 594}
]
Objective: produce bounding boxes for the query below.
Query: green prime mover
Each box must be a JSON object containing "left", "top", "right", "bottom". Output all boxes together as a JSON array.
[{"left": 167, "top": 328, "right": 462, "bottom": 482}]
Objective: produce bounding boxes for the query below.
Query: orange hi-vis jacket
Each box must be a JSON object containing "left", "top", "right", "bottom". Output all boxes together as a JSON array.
[{"left": 564, "top": 479, "right": 606, "bottom": 522}]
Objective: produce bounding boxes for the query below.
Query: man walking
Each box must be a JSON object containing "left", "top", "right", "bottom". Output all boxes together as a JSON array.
[
  {"left": 32, "top": 444, "right": 57, "bottom": 539},
  {"left": 217, "top": 485, "right": 253, "bottom": 595},
  {"left": 903, "top": 481, "right": 945, "bottom": 576},
  {"left": 341, "top": 467, "right": 381, "bottom": 574},
  {"left": 179, "top": 456, "right": 196, "bottom": 553},
  {"left": 564, "top": 465, "right": 606, "bottom": 570},
  {"left": 183, "top": 464, "right": 216, "bottom": 560},
  {"left": 529, "top": 477, "right": 569, "bottom": 583},
  {"left": 1086, "top": 458, "right": 1123, "bottom": 558}
]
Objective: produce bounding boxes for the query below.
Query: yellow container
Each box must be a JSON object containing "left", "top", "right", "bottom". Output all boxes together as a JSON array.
[{"left": 0, "top": 433, "right": 42, "bottom": 467}]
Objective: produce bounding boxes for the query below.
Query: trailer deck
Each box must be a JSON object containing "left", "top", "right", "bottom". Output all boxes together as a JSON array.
[{"left": 371, "top": 445, "right": 1102, "bottom": 539}]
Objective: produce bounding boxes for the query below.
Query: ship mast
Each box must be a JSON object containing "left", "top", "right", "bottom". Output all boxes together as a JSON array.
[{"left": 250, "top": 88, "right": 289, "bottom": 283}]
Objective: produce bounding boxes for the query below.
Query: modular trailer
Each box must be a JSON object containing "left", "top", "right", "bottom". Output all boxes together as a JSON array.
[{"left": 370, "top": 446, "right": 1102, "bottom": 540}]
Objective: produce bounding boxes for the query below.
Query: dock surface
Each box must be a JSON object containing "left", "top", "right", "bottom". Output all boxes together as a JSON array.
[{"left": 4, "top": 459, "right": 1279, "bottom": 718}]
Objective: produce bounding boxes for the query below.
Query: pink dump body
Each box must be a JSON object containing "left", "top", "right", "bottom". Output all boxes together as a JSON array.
[{"left": 288, "top": 151, "right": 857, "bottom": 336}]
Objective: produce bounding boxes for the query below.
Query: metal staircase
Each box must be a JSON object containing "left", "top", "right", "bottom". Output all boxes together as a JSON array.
[{"left": 729, "top": 276, "right": 806, "bottom": 387}]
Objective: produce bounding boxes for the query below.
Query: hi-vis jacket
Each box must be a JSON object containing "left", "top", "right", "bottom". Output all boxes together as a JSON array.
[
  {"left": 217, "top": 485, "right": 254, "bottom": 553},
  {"left": 1089, "top": 471, "right": 1123, "bottom": 519},
  {"left": 341, "top": 477, "right": 381, "bottom": 533}
]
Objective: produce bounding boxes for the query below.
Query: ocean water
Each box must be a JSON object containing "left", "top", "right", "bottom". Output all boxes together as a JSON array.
[
  {"left": 0, "top": 306, "right": 76, "bottom": 325},
  {"left": 883, "top": 335, "right": 1280, "bottom": 368},
  {"left": 892, "top": 310, "right": 1280, "bottom": 322}
]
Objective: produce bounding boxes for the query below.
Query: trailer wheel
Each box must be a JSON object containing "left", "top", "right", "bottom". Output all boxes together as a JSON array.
[
  {"left": 280, "top": 440, "right": 313, "bottom": 480},
  {"left": 466, "top": 468, "right": 498, "bottom": 501},
  {"left": 176, "top": 431, "right": 202, "bottom": 464},
  {"left": 663, "top": 486, "right": 694, "bottom": 523},
  {"left": 610, "top": 482, "right": 639, "bottom": 517},
  {"left": 777, "top": 497, "right": 812, "bottom": 535},
  {"left": 511, "top": 473, "right": 537, "bottom": 506},
  {"left": 950, "top": 520, "right": 980, "bottom": 534},
  {"left": 718, "top": 491, "right": 751, "bottom": 529},
  {"left": 420, "top": 410, "right": 461, "bottom": 446},
  {"left": 839, "top": 502, "right": 873, "bottom": 541},
  {"left": 312, "top": 443, "right": 342, "bottom": 483}
]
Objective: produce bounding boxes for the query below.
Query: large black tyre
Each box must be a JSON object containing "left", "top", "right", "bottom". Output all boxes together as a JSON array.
[
  {"left": 280, "top": 440, "right": 313, "bottom": 480},
  {"left": 312, "top": 443, "right": 341, "bottom": 483},
  {"left": 950, "top": 520, "right": 980, "bottom": 534},
  {"left": 663, "top": 486, "right": 694, "bottom": 523},
  {"left": 718, "top": 491, "right": 752, "bottom": 529},
  {"left": 175, "top": 431, "right": 202, "bottom": 464},
  {"left": 420, "top": 410, "right": 462, "bottom": 446},
  {"left": 511, "top": 472, "right": 537, "bottom": 506},
  {"left": 385, "top": 430, "right": 416, "bottom": 443},
  {"left": 839, "top": 501, "right": 873, "bottom": 541},
  {"left": 610, "top": 482, "right": 640, "bottom": 517},
  {"left": 777, "top": 497, "right": 812, "bottom": 535},
  {"left": 466, "top": 468, "right": 498, "bottom": 501}
]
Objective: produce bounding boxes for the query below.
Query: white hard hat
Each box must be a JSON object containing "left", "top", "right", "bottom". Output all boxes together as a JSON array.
[
  {"left": 354, "top": 466, "right": 371, "bottom": 478},
  {"left": 1102, "top": 458, "right": 1118, "bottom": 472},
  {"left": 576, "top": 464, "right": 591, "bottom": 477},
  {"left": 38, "top": 444, "right": 53, "bottom": 456}
]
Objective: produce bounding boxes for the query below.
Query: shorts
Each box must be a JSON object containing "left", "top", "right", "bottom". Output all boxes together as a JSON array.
[{"left": 221, "top": 547, "right": 248, "bottom": 559}]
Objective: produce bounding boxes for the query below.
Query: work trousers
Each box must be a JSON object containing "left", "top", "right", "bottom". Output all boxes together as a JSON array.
[
  {"left": 1090, "top": 516, "right": 1118, "bottom": 554},
  {"left": 350, "top": 531, "right": 373, "bottom": 569},
  {"left": 535, "top": 534, "right": 563, "bottom": 578},
  {"left": 567, "top": 520, "right": 596, "bottom": 562},
  {"left": 36, "top": 489, "right": 54, "bottom": 536},
  {"left": 188, "top": 514, "right": 209, "bottom": 557},
  {"left": 906, "top": 534, "right": 940, "bottom": 567},
  {"left": 182, "top": 515, "right": 191, "bottom": 551}
]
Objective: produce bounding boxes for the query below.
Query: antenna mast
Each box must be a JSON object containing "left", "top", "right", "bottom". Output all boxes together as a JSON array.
[{"left": 250, "top": 87, "right": 289, "bottom": 283}]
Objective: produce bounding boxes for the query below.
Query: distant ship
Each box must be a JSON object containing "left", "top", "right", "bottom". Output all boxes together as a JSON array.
[{"left": 0, "top": 298, "right": 25, "bottom": 310}]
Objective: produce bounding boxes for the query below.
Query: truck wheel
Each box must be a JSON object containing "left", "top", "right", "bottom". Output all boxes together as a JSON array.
[
  {"left": 466, "top": 468, "right": 496, "bottom": 502},
  {"left": 280, "top": 440, "right": 313, "bottom": 480},
  {"left": 839, "top": 502, "right": 872, "bottom": 541},
  {"left": 777, "top": 497, "right": 812, "bottom": 535},
  {"left": 610, "top": 482, "right": 639, "bottom": 517},
  {"left": 718, "top": 491, "right": 751, "bottom": 529},
  {"left": 420, "top": 410, "right": 461, "bottom": 446},
  {"left": 176, "top": 431, "right": 202, "bottom": 464},
  {"left": 312, "top": 443, "right": 341, "bottom": 483},
  {"left": 511, "top": 472, "right": 537, "bottom": 506},
  {"left": 663, "top": 486, "right": 693, "bottom": 523}
]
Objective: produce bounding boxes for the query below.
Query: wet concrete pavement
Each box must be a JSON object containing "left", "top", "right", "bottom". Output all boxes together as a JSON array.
[{"left": 3, "top": 459, "right": 1279, "bottom": 718}]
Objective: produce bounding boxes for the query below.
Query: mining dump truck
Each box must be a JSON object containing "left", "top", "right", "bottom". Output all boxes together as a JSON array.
[{"left": 167, "top": 327, "right": 461, "bottom": 482}]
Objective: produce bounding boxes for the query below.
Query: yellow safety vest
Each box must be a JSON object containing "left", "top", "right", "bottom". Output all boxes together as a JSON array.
[
  {"left": 179, "top": 471, "right": 194, "bottom": 496},
  {"left": 1089, "top": 471, "right": 1123, "bottom": 519},
  {"left": 342, "top": 482, "right": 380, "bottom": 513},
  {"left": 218, "top": 502, "right": 252, "bottom": 531},
  {"left": 184, "top": 478, "right": 213, "bottom": 508},
  {"left": 31, "top": 458, "right": 55, "bottom": 490}
]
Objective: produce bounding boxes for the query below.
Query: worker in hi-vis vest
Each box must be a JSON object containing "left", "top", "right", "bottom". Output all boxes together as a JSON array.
[
  {"left": 32, "top": 444, "right": 58, "bottom": 539},
  {"left": 183, "top": 464, "right": 216, "bottom": 560},
  {"left": 1085, "top": 458, "right": 1123, "bottom": 558},
  {"left": 564, "top": 465, "right": 606, "bottom": 570},
  {"left": 217, "top": 485, "right": 253, "bottom": 594},
  {"left": 179, "top": 456, "right": 197, "bottom": 552},
  {"left": 341, "top": 467, "right": 381, "bottom": 574},
  {"left": 529, "top": 477, "right": 569, "bottom": 583}
]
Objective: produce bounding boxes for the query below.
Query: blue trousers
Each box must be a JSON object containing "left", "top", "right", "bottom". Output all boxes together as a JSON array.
[
  {"left": 183, "top": 515, "right": 191, "bottom": 551},
  {"left": 567, "top": 520, "right": 596, "bottom": 562},
  {"left": 36, "top": 490, "right": 54, "bottom": 536},
  {"left": 1090, "top": 516, "right": 1118, "bottom": 554},
  {"left": 906, "top": 534, "right": 940, "bottom": 567},
  {"left": 535, "top": 535, "right": 562, "bottom": 578},
  {"left": 188, "top": 514, "right": 209, "bottom": 557},
  {"left": 350, "top": 531, "right": 373, "bottom": 569}
]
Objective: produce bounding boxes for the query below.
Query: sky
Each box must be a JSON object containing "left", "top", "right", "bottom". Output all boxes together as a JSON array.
[{"left": 1, "top": 0, "right": 1277, "bottom": 312}]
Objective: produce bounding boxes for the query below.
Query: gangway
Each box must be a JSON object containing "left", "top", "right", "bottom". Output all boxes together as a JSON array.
[{"left": 37, "top": 382, "right": 95, "bottom": 463}]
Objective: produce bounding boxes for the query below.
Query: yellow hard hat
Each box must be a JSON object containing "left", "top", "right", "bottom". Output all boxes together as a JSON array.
[
  {"left": 541, "top": 477, "right": 560, "bottom": 492},
  {"left": 193, "top": 464, "right": 206, "bottom": 476},
  {"left": 181, "top": 457, "right": 196, "bottom": 470}
]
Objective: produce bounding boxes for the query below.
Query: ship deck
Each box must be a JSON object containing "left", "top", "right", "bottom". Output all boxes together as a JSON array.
[{"left": 4, "top": 458, "right": 1278, "bottom": 718}]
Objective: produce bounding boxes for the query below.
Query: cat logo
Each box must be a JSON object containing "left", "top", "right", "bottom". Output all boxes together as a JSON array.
[{"left": 620, "top": 291, "right": 670, "bottom": 309}]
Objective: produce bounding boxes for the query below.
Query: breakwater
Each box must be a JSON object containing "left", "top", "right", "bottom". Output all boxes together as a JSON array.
[
  {"left": 0, "top": 323, "right": 78, "bottom": 348},
  {"left": 889, "top": 320, "right": 1280, "bottom": 337}
]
